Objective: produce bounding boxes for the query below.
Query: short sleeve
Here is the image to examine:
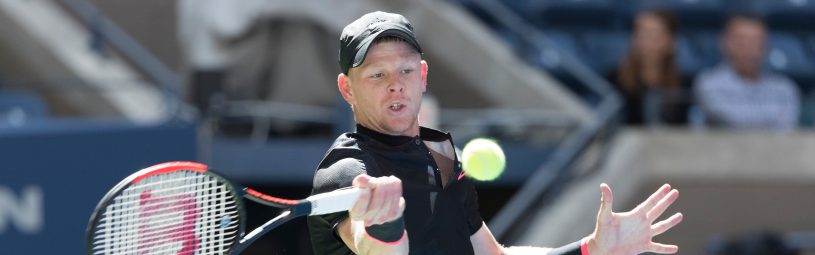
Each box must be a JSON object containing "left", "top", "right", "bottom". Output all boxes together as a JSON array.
[
  {"left": 308, "top": 157, "right": 368, "bottom": 255},
  {"left": 312, "top": 157, "right": 367, "bottom": 194}
]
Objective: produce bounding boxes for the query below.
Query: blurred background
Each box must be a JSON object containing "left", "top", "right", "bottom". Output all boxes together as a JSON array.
[{"left": 1, "top": 0, "right": 814, "bottom": 254}]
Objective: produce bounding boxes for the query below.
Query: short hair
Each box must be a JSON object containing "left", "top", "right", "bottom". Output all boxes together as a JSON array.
[
  {"left": 370, "top": 36, "right": 421, "bottom": 55},
  {"left": 724, "top": 12, "right": 766, "bottom": 31}
]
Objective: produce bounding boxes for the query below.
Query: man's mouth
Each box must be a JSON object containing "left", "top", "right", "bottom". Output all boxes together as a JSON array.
[{"left": 390, "top": 103, "right": 404, "bottom": 111}]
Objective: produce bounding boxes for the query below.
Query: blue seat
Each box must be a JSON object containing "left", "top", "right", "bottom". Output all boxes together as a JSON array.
[
  {"left": 689, "top": 31, "right": 723, "bottom": 68},
  {"left": 676, "top": 34, "right": 706, "bottom": 75},
  {"left": 536, "top": 30, "right": 587, "bottom": 72},
  {"left": 522, "top": 0, "right": 620, "bottom": 30},
  {"left": 807, "top": 34, "right": 815, "bottom": 61},
  {"left": 528, "top": 29, "right": 604, "bottom": 104},
  {"left": 0, "top": 90, "right": 48, "bottom": 127},
  {"left": 765, "top": 33, "right": 815, "bottom": 80},
  {"left": 739, "top": 0, "right": 815, "bottom": 31},
  {"left": 580, "top": 30, "right": 630, "bottom": 75},
  {"left": 629, "top": 0, "right": 728, "bottom": 30}
]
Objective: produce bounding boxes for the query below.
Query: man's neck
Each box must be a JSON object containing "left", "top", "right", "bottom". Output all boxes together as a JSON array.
[
  {"left": 736, "top": 69, "right": 761, "bottom": 82},
  {"left": 355, "top": 121, "right": 420, "bottom": 137},
  {"left": 728, "top": 62, "right": 761, "bottom": 82},
  {"left": 355, "top": 124, "right": 419, "bottom": 146}
]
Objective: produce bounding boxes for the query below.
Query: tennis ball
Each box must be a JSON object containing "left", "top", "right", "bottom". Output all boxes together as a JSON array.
[{"left": 461, "top": 138, "right": 506, "bottom": 181}]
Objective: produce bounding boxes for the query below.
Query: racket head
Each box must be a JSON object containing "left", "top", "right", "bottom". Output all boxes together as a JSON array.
[{"left": 86, "top": 161, "right": 245, "bottom": 255}]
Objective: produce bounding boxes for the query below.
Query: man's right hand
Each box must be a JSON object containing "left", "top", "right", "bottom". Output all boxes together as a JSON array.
[
  {"left": 338, "top": 174, "right": 409, "bottom": 255},
  {"left": 349, "top": 174, "right": 406, "bottom": 226}
]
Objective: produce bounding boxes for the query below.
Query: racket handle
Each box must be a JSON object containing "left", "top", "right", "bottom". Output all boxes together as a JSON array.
[{"left": 306, "top": 187, "right": 361, "bottom": 215}]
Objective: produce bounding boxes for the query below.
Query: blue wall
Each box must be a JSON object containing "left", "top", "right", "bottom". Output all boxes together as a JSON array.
[{"left": 0, "top": 121, "right": 196, "bottom": 254}]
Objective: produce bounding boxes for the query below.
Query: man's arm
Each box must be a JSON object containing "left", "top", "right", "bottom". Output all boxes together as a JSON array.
[
  {"left": 470, "top": 183, "right": 683, "bottom": 255},
  {"left": 470, "top": 222, "right": 554, "bottom": 255},
  {"left": 336, "top": 174, "right": 409, "bottom": 255},
  {"left": 777, "top": 79, "right": 800, "bottom": 130}
]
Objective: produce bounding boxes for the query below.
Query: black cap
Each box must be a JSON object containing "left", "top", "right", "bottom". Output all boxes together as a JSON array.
[{"left": 339, "top": 11, "right": 423, "bottom": 74}]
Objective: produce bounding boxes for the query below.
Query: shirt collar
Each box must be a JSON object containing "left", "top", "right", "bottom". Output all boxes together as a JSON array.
[{"left": 355, "top": 124, "right": 416, "bottom": 147}]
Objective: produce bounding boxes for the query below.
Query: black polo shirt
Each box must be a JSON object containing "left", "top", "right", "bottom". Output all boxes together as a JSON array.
[{"left": 308, "top": 125, "right": 483, "bottom": 255}]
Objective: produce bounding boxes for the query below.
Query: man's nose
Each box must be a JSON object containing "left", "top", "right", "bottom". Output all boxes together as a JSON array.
[{"left": 388, "top": 79, "right": 405, "bottom": 93}]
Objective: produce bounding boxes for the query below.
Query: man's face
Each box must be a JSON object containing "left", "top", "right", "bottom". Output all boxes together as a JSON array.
[
  {"left": 338, "top": 40, "right": 427, "bottom": 136},
  {"left": 723, "top": 18, "right": 767, "bottom": 79}
]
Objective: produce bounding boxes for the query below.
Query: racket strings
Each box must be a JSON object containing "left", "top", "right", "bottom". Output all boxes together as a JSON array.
[
  {"left": 91, "top": 170, "right": 240, "bottom": 255},
  {"left": 93, "top": 228, "right": 240, "bottom": 255},
  {"left": 96, "top": 189, "right": 234, "bottom": 222},
  {"left": 94, "top": 202, "right": 238, "bottom": 236},
  {"left": 103, "top": 177, "right": 230, "bottom": 201},
  {"left": 94, "top": 206, "right": 239, "bottom": 245}
]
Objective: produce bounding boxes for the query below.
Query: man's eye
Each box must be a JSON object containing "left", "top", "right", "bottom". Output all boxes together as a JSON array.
[
  {"left": 370, "top": 73, "right": 384, "bottom": 78},
  {"left": 402, "top": 69, "right": 413, "bottom": 74}
]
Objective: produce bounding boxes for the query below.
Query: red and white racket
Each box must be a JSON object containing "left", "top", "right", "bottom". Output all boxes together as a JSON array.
[{"left": 86, "top": 161, "right": 360, "bottom": 255}]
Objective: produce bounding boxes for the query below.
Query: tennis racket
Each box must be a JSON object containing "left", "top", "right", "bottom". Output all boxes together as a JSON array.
[{"left": 86, "top": 161, "right": 360, "bottom": 255}]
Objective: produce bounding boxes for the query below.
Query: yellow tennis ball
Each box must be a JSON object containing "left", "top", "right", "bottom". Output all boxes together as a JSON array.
[{"left": 461, "top": 138, "right": 506, "bottom": 181}]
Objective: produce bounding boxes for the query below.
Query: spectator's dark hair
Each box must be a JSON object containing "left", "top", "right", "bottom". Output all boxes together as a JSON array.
[{"left": 617, "top": 9, "right": 681, "bottom": 93}]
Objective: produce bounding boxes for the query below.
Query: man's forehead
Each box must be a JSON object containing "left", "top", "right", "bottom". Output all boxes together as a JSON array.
[
  {"left": 727, "top": 18, "right": 766, "bottom": 33},
  {"left": 356, "top": 41, "right": 421, "bottom": 68}
]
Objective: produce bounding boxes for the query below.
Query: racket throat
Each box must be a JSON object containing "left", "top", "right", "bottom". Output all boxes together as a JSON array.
[{"left": 232, "top": 210, "right": 297, "bottom": 254}]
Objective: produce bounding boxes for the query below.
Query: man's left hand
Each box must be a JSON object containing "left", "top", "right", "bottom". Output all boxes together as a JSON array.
[{"left": 586, "top": 183, "right": 683, "bottom": 254}]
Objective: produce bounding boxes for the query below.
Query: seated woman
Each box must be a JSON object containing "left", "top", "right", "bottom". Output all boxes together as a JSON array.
[{"left": 614, "top": 9, "right": 686, "bottom": 126}]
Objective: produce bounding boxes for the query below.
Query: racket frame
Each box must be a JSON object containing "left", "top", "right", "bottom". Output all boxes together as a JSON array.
[
  {"left": 86, "top": 162, "right": 246, "bottom": 255},
  {"left": 86, "top": 161, "right": 358, "bottom": 255}
]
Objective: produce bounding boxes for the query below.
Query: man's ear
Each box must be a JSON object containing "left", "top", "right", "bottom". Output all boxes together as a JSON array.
[
  {"left": 420, "top": 60, "right": 428, "bottom": 93},
  {"left": 338, "top": 73, "right": 354, "bottom": 106}
]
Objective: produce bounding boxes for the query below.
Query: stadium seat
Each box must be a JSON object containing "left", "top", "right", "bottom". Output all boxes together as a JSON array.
[
  {"left": 521, "top": 0, "right": 621, "bottom": 30},
  {"left": 580, "top": 30, "right": 630, "bottom": 75},
  {"left": 537, "top": 29, "right": 586, "bottom": 72},
  {"left": 0, "top": 90, "right": 48, "bottom": 127},
  {"left": 676, "top": 34, "right": 706, "bottom": 75},
  {"left": 689, "top": 31, "right": 723, "bottom": 68},
  {"left": 629, "top": 0, "right": 728, "bottom": 30},
  {"left": 535, "top": 29, "right": 605, "bottom": 104},
  {"left": 807, "top": 35, "right": 815, "bottom": 61},
  {"left": 765, "top": 33, "right": 815, "bottom": 81},
  {"left": 740, "top": 0, "right": 815, "bottom": 31}
]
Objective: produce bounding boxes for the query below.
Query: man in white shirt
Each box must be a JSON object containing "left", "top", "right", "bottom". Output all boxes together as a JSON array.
[{"left": 694, "top": 14, "right": 800, "bottom": 130}]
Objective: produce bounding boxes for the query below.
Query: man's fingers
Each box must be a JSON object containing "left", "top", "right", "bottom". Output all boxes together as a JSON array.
[
  {"left": 651, "top": 212, "right": 683, "bottom": 236},
  {"left": 599, "top": 183, "right": 614, "bottom": 216},
  {"left": 349, "top": 175, "right": 404, "bottom": 225},
  {"left": 385, "top": 177, "right": 403, "bottom": 221},
  {"left": 646, "top": 189, "right": 679, "bottom": 221},
  {"left": 635, "top": 184, "right": 671, "bottom": 213},
  {"left": 648, "top": 242, "right": 679, "bottom": 254},
  {"left": 352, "top": 174, "right": 372, "bottom": 188},
  {"left": 365, "top": 178, "right": 387, "bottom": 225},
  {"left": 350, "top": 188, "right": 371, "bottom": 221},
  {"left": 373, "top": 179, "right": 397, "bottom": 224},
  {"left": 350, "top": 174, "right": 373, "bottom": 221}
]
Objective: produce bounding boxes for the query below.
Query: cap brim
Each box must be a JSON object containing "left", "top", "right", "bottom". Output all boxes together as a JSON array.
[{"left": 351, "top": 27, "right": 423, "bottom": 70}]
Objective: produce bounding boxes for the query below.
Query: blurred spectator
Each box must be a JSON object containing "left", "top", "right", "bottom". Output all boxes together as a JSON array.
[
  {"left": 177, "top": 0, "right": 266, "bottom": 115},
  {"left": 178, "top": 0, "right": 367, "bottom": 118},
  {"left": 694, "top": 14, "right": 800, "bottom": 131},
  {"left": 614, "top": 10, "right": 686, "bottom": 126}
]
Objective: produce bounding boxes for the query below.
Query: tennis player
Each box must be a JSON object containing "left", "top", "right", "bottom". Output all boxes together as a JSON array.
[{"left": 308, "top": 11, "right": 683, "bottom": 255}]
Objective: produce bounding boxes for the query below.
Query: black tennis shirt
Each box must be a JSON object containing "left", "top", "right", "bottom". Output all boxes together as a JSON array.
[{"left": 308, "top": 125, "right": 483, "bottom": 255}]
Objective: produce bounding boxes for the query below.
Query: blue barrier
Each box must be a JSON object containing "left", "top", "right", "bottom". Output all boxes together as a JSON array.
[{"left": 0, "top": 121, "right": 196, "bottom": 254}]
